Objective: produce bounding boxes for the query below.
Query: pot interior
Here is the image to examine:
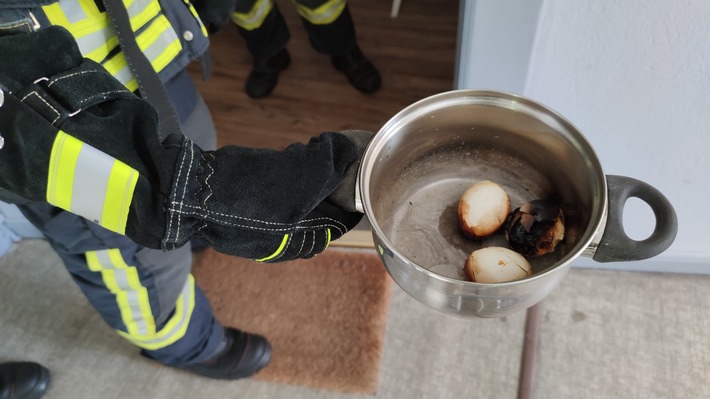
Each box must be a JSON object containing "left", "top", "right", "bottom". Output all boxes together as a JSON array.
[{"left": 363, "top": 91, "right": 606, "bottom": 281}]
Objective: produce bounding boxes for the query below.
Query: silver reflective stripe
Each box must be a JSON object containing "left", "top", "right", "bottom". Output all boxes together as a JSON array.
[
  {"left": 127, "top": 0, "right": 151, "bottom": 20},
  {"left": 54, "top": 0, "right": 158, "bottom": 65},
  {"left": 113, "top": 64, "right": 134, "bottom": 87},
  {"left": 74, "top": 25, "right": 113, "bottom": 59},
  {"left": 143, "top": 24, "right": 179, "bottom": 64},
  {"left": 124, "top": 275, "right": 194, "bottom": 349},
  {"left": 94, "top": 250, "right": 150, "bottom": 335},
  {"left": 61, "top": 0, "right": 86, "bottom": 24},
  {"left": 71, "top": 143, "right": 113, "bottom": 224}
]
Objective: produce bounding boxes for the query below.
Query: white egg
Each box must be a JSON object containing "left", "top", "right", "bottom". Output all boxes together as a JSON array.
[
  {"left": 464, "top": 246, "right": 532, "bottom": 283},
  {"left": 458, "top": 180, "right": 510, "bottom": 238}
]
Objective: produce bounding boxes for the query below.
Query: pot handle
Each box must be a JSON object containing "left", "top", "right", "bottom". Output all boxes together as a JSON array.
[{"left": 592, "top": 175, "right": 678, "bottom": 262}]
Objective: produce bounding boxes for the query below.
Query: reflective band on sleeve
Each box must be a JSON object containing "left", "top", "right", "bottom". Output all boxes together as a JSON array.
[
  {"left": 46, "top": 131, "right": 81, "bottom": 212},
  {"left": 102, "top": 156, "right": 140, "bottom": 234},
  {"left": 47, "top": 131, "right": 139, "bottom": 235},
  {"left": 294, "top": 0, "right": 346, "bottom": 25},
  {"left": 231, "top": 0, "right": 273, "bottom": 31},
  {"left": 256, "top": 234, "right": 289, "bottom": 262},
  {"left": 118, "top": 274, "right": 196, "bottom": 350},
  {"left": 71, "top": 140, "right": 115, "bottom": 226}
]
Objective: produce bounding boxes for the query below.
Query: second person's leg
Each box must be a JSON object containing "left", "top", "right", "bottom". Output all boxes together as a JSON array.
[
  {"left": 232, "top": 0, "right": 292, "bottom": 98},
  {"left": 293, "top": 0, "right": 380, "bottom": 93}
]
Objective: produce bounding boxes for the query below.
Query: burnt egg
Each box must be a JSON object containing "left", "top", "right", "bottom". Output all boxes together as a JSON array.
[{"left": 505, "top": 200, "right": 565, "bottom": 257}]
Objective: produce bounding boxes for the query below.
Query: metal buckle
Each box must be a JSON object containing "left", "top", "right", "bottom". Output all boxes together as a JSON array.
[{"left": 32, "top": 77, "right": 81, "bottom": 117}]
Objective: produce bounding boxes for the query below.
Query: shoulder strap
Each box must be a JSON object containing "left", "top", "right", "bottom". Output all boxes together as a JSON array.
[{"left": 102, "top": 0, "right": 183, "bottom": 141}]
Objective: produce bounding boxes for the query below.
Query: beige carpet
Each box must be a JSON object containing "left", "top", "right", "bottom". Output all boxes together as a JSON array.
[
  {"left": 192, "top": 248, "right": 392, "bottom": 395},
  {"left": 2, "top": 240, "right": 710, "bottom": 399}
]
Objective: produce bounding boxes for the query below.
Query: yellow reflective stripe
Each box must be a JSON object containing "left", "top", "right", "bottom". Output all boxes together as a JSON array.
[
  {"left": 256, "top": 234, "right": 289, "bottom": 262},
  {"left": 43, "top": 1, "right": 116, "bottom": 63},
  {"left": 231, "top": 0, "right": 273, "bottom": 31},
  {"left": 85, "top": 249, "right": 156, "bottom": 336},
  {"left": 42, "top": 0, "right": 179, "bottom": 90},
  {"left": 127, "top": 0, "right": 161, "bottom": 32},
  {"left": 42, "top": 2, "right": 70, "bottom": 26},
  {"left": 137, "top": 14, "right": 182, "bottom": 74},
  {"left": 183, "top": 0, "right": 209, "bottom": 37},
  {"left": 80, "top": 26, "right": 118, "bottom": 64},
  {"left": 293, "top": 0, "right": 346, "bottom": 25},
  {"left": 325, "top": 228, "right": 331, "bottom": 249},
  {"left": 46, "top": 131, "right": 139, "bottom": 235},
  {"left": 46, "top": 131, "right": 81, "bottom": 212},
  {"left": 102, "top": 160, "right": 139, "bottom": 234},
  {"left": 118, "top": 275, "right": 196, "bottom": 350},
  {"left": 101, "top": 53, "right": 138, "bottom": 92}
]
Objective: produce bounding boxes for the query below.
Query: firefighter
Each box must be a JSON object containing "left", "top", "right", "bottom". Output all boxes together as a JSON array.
[
  {"left": 198, "top": 0, "right": 381, "bottom": 99},
  {"left": 0, "top": 0, "right": 371, "bottom": 381}
]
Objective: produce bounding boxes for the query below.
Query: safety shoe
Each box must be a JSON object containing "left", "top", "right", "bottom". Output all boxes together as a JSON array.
[
  {"left": 0, "top": 362, "right": 51, "bottom": 399},
  {"left": 180, "top": 328, "right": 272, "bottom": 380},
  {"left": 245, "top": 49, "right": 291, "bottom": 99},
  {"left": 331, "top": 46, "right": 381, "bottom": 94}
]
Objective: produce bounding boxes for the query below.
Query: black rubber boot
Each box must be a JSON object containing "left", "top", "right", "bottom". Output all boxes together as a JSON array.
[
  {"left": 178, "top": 328, "right": 272, "bottom": 380},
  {"left": 331, "top": 46, "right": 381, "bottom": 94},
  {"left": 0, "top": 362, "right": 51, "bottom": 399},
  {"left": 245, "top": 48, "right": 291, "bottom": 99}
]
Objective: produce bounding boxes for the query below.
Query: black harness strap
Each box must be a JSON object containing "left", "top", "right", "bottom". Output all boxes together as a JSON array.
[{"left": 102, "top": 0, "right": 183, "bottom": 141}]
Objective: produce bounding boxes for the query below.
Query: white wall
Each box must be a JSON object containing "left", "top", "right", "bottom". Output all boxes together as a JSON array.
[
  {"left": 456, "top": 0, "right": 543, "bottom": 92},
  {"left": 458, "top": 0, "right": 710, "bottom": 273}
]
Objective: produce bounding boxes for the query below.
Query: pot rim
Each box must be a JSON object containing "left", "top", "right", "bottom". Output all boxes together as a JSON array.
[{"left": 359, "top": 89, "right": 609, "bottom": 286}]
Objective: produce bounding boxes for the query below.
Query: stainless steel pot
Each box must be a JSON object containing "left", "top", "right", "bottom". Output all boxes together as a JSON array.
[{"left": 355, "top": 90, "right": 678, "bottom": 318}]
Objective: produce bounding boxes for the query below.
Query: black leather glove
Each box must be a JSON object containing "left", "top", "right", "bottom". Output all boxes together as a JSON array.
[
  {"left": 161, "top": 131, "right": 365, "bottom": 261},
  {"left": 192, "top": 0, "right": 237, "bottom": 34}
]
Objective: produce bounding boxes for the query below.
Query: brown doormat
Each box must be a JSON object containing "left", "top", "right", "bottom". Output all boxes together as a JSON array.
[{"left": 192, "top": 248, "right": 392, "bottom": 395}]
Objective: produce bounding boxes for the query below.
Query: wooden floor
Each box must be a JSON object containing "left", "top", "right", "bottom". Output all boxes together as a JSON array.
[{"left": 188, "top": 0, "right": 460, "bottom": 150}]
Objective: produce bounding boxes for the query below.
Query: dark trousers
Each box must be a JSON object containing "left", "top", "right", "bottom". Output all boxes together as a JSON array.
[{"left": 234, "top": 0, "right": 357, "bottom": 60}]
